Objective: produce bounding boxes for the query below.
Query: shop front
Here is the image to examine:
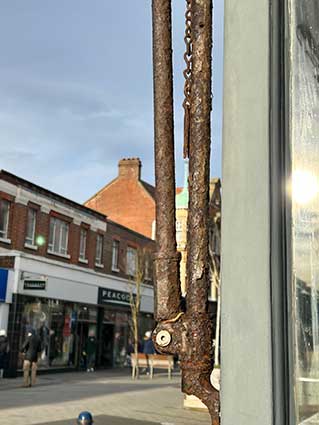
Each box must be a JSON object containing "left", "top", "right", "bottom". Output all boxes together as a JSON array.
[
  {"left": 4, "top": 253, "right": 154, "bottom": 376},
  {"left": 96, "top": 288, "right": 154, "bottom": 369},
  {"left": 10, "top": 295, "right": 98, "bottom": 373}
]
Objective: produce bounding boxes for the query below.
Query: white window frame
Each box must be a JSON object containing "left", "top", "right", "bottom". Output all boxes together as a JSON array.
[
  {"left": 95, "top": 234, "right": 104, "bottom": 267},
  {"left": 112, "top": 239, "right": 120, "bottom": 272},
  {"left": 48, "top": 217, "right": 70, "bottom": 258},
  {"left": 24, "top": 208, "right": 37, "bottom": 248},
  {"left": 126, "top": 246, "right": 137, "bottom": 277},
  {"left": 0, "top": 199, "right": 10, "bottom": 242},
  {"left": 79, "top": 228, "right": 88, "bottom": 263}
]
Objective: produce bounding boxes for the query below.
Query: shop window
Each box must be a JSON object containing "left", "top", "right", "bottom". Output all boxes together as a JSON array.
[
  {"left": 79, "top": 228, "right": 87, "bottom": 262},
  {"left": 48, "top": 217, "right": 69, "bottom": 257},
  {"left": 112, "top": 239, "right": 120, "bottom": 271},
  {"left": 95, "top": 234, "right": 104, "bottom": 267},
  {"left": 0, "top": 199, "right": 10, "bottom": 240},
  {"left": 25, "top": 208, "right": 37, "bottom": 246},
  {"left": 288, "top": 0, "right": 319, "bottom": 422},
  {"left": 126, "top": 246, "right": 137, "bottom": 277},
  {"left": 18, "top": 298, "right": 77, "bottom": 370}
]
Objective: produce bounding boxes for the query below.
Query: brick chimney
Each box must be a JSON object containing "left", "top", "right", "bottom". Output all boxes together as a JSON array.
[{"left": 118, "top": 158, "right": 141, "bottom": 180}]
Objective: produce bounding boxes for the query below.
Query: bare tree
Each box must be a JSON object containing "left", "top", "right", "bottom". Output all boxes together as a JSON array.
[{"left": 128, "top": 248, "right": 148, "bottom": 379}]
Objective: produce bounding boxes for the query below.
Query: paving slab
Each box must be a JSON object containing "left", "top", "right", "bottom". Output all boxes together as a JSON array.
[{"left": 0, "top": 370, "right": 210, "bottom": 425}]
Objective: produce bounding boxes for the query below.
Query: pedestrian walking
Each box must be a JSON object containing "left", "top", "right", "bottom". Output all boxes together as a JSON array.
[
  {"left": 86, "top": 332, "right": 97, "bottom": 372},
  {"left": 0, "top": 329, "right": 9, "bottom": 379},
  {"left": 21, "top": 330, "right": 42, "bottom": 387},
  {"left": 142, "top": 331, "right": 155, "bottom": 375},
  {"left": 142, "top": 331, "right": 155, "bottom": 355}
]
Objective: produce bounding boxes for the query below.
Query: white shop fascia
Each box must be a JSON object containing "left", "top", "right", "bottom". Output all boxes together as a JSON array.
[{"left": 1, "top": 251, "right": 154, "bottom": 313}]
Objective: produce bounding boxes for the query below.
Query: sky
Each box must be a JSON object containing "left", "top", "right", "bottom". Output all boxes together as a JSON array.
[{"left": 0, "top": 1, "right": 224, "bottom": 203}]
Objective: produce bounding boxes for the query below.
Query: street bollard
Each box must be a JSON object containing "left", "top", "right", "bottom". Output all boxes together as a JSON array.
[{"left": 77, "top": 411, "right": 94, "bottom": 425}]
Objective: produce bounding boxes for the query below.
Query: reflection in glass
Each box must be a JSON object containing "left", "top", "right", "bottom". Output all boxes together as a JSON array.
[{"left": 289, "top": 0, "right": 319, "bottom": 423}]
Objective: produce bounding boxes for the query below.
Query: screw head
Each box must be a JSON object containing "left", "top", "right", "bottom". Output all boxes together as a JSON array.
[{"left": 156, "top": 330, "right": 172, "bottom": 347}]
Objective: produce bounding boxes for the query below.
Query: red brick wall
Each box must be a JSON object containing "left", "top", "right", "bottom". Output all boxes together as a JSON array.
[
  {"left": 0, "top": 192, "right": 155, "bottom": 284},
  {"left": 0, "top": 256, "right": 15, "bottom": 269},
  {"left": 85, "top": 178, "right": 155, "bottom": 239},
  {"left": 105, "top": 220, "right": 155, "bottom": 282}
]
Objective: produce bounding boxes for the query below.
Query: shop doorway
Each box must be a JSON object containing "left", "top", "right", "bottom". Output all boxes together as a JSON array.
[{"left": 100, "top": 323, "right": 115, "bottom": 368}]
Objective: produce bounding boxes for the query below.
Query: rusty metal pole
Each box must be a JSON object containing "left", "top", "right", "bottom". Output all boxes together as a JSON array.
[
  {"left": 152, "top": 0, "right": 182, "bottom": 323},
  {"left": 182, "top": 0, "right": 219, "bottom": 423},
  {"left": 152, "top": 0, "right": 219, "bottom": 423}
]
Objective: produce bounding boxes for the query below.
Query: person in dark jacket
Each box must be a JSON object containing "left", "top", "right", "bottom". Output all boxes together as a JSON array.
[
  {"left": 21, "top": 330, "right": 42, "bottom": 387},
  {"left": 142, "top": 331, "right": 155, "bottom": 375},
  {"left": 0, "top": 329, "right": 9, "bottom": 379},
  {"left": 142, "top": 331, "right": 155, "bottom": 355}
]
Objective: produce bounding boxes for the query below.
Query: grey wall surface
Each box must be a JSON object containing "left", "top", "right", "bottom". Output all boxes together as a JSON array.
[{"left": 220, "top": 1, "right": 273, "bottom": 425}]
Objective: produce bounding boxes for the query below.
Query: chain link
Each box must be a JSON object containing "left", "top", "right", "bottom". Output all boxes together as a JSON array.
[{"left": 183, "top": 0, "right": 192, "bottom": 159}]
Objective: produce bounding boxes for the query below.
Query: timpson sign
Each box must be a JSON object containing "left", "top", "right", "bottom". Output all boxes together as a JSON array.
[{"left": 98, "top": 288, "right": 135, "bottom": 306}]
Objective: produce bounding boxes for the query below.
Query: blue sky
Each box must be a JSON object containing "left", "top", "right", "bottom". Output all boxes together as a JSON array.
[{"left": 0, "top": 1, "right": 223, "bottom": 203}]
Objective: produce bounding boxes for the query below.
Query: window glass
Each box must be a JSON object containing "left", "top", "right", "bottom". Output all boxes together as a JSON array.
[
  {"left": 289, "top": 1, "right": 319, "bottom": 422},
  {"left": 95, "top": 234, "right": 103, "bottom": 265},
  {"left": 25, "top": 208, "right": 36, "bottom": 245},
  {"left": 0, "top": 199, "right": 10, "bottom": 239},
  {"left": 126, "top": 246, "right": 137, "bottom": 277},
  {"left": 79, "top": 228, "right": 87, "bottom": 260},
  {"left": 18, "top": 299, "right": 77, "bottom": 370},
  {"left": 112, "top": 240, "right": 120, "bottom": 270},
  {"left": 48, "top": 217, "right": 69, "bottom": 256}
]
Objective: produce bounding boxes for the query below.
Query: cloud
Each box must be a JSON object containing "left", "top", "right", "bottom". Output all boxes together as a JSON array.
[{"left": 0, "top": 0, "right": 223, "bottom": 204}]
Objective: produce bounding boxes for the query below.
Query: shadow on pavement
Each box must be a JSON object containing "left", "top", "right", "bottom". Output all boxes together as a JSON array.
[
  {"left": 0, "top": 371, "right": 180, "bottom": 410},
  {"left": 37, "top": 414, "right": 159, "bottom": 425}
]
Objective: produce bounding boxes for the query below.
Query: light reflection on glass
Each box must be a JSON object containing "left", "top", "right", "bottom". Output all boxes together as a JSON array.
[{"left": 289, "top": 0, "right": 319, "bottom": 423}]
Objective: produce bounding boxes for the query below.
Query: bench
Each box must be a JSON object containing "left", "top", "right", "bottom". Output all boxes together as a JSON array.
[{"left": 131, "top": 353, "right": 174, "bottom": 379}]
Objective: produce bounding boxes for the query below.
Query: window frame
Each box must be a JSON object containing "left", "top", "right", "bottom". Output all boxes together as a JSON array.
[
  {"left": 126, "top": 246, "right": 137, "bottom": 277},
  {"left": 0, "top": 198, "right": 10, "bottom": 242},
  {"left": 95, "top": 234, "right": 104, "bottom": 267},
  {"left": 144, "top": 254, "right": 152, "bottom": 281},
  {"left": 48, "top": 216, "right": 70, "bottom": 259},
  {"left": 79, "top": 227, "right": 88, "bottom": 263},
  {"left": 111, "top": 239, "right": 120, "bottom": 272},
  {"left": 24, "top": 207, "right": 37, "bottom": 248},
  {"left": 270, "top": 1, "right": 294, "bottom": 424}
]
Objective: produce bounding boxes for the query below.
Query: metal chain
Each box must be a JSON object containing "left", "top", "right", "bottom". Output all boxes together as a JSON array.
[{"left": 182, "top": 0, "right": 192, "bottom": 159}]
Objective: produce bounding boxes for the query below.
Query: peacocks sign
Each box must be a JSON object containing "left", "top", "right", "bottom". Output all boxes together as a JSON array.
[{"left": 98, "top": 288, "right": 134, "bottom": 306}]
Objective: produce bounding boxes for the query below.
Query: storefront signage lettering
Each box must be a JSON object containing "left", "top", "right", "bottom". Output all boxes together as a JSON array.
[
  {"left": 23, "top": 280, "right": 46, "bottom": 290},
  {"left": 98, "top": 288, "right": 134, "bottom": 306}
]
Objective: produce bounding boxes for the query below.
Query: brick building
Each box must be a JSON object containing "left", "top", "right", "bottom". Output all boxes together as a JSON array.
[
  {"left": 85, "top": 158, "right": 156, "bottom": 239},
  {"left": 0, "top": 170, "right": 155, "bottom": 376}
]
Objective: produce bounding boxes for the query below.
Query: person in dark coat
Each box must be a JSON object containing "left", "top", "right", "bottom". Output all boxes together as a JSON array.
[
  {"left": 142, "top": 331, "right": 155, "bottom": 374},
  {"left": 0, "top": 329, "right": 9, "bottom": 379},
  {"left": 21, "top": 330, "right": 42, "bottom": 387},
  {"left": 86, "top": 333, "right": 97, "bottom": 372},
  {"left": 142, "top": 331, "right": 155, "bottom": 355}
]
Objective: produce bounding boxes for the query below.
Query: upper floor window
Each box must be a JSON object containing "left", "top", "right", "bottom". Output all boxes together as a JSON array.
[
  {"left": 48, "top": 217, "right": 69, "bottom": 257},
  {"left": 126, "top": 246, "right": 137, "bottom": 277},
  {"left": 0, "top": 199, "right": 10, "bottom": 240},
  {"left": 25, "top": 208, "right": 37, "bottom": 246},
  {"left": 95, "top": 234, "right": 104, "bottom": 266},
  {"left": 176, "top": 220, "right": 183, "bottom": 243},
  {"left": 112, "top": 240, "right": 120, "bottom": 271},
  {"left": 145, "top": 256, "right": 152, "bottom": 281},
  {"left": 79, "top": 228, "right": 87, "bottom": 262}
]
